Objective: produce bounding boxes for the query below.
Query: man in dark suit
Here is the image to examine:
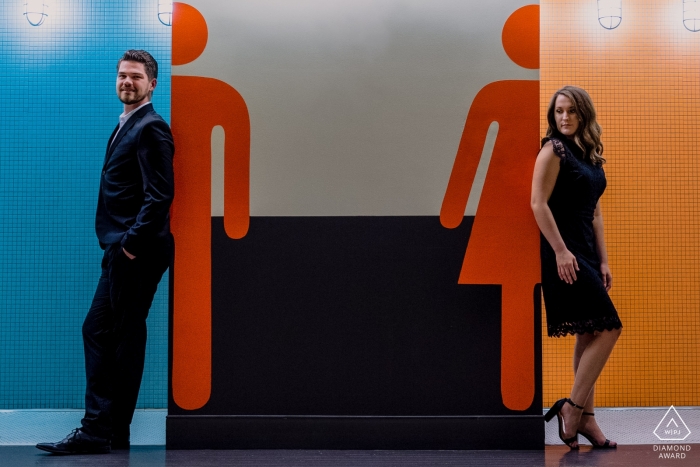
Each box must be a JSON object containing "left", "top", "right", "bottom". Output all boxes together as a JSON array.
[{"left": 37, "top": 50, "right": 174, "bottom": 455}]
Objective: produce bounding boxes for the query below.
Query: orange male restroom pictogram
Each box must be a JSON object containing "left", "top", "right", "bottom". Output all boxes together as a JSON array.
[
  {"left": 170, "top": 2, "right": 251, "bottom": 410},
  {"left": 440, "top": 5, "right": 540, "bottom": 411}
]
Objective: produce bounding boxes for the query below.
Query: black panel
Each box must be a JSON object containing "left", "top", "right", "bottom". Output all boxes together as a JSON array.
[{"left": 168, "top": 216, "right": 542, "bottom": 448}]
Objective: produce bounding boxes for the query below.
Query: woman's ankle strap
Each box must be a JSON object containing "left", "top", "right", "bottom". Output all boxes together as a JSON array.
[{"left": 566, "top": 398, "right": 585, "bottom": 410}]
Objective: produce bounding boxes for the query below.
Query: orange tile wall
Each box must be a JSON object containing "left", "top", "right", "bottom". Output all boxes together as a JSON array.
[{"left": 541, "top": 0, "right": 700, "bottom": 407}]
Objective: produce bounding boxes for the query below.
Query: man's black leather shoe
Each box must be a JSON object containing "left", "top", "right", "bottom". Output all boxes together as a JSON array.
[{"left": 36, "top": 428, "right": 111, "bottom": 455}]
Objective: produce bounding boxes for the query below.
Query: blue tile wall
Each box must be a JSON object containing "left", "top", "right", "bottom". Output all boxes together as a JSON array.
[{"left": 0, "top": 1, "right": 171, "bottom": 409}]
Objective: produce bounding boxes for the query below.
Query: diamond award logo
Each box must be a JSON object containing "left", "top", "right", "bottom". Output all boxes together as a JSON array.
[{"left": 654, "top": 406, "right": 691, "bottom": 441}]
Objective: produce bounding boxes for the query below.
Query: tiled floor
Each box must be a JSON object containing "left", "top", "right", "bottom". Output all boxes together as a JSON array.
[
  {"left": 2, "top": 408, "right": 698, "bottom": 466},
  {"left": 1, "top": 445, "right": 698, "bottom": 467},
  {"left": 3, "top": 407, "right": 697, "bottom": 446}
]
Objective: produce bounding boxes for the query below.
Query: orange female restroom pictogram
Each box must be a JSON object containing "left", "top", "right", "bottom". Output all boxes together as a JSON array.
[{"left": 440, "top": 5, "right": 540, "bottom": 411}]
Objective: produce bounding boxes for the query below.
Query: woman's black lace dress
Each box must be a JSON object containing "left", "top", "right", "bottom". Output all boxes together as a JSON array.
[{"left": 540, "top": 136, "right": 623, "bottom": 337}]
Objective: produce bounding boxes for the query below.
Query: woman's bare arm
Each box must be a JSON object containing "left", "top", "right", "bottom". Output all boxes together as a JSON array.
[
  {"left": 592, "top": 200, "right": 612, "bottom": 291},
  {"left": 531, "top": 141, "right": 579, "bottom": 284}
]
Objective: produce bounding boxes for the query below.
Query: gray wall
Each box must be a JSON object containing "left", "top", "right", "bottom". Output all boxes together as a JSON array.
[{"left": 175, "top": 0, "right": 538, "bottom": 217}]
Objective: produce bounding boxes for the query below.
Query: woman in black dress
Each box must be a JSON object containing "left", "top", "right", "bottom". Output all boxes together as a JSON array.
[{"left": 531, "top": 86, "right": 622, "bottom": 449}]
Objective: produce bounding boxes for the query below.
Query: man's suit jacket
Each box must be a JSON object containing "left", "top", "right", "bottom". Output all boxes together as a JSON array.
[{"left": 96, "top": 103, "right": 175, "bottom": 256}]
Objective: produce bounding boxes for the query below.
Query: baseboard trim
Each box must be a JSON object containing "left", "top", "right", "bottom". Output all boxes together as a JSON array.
[{"left": 166, "top": 414, "right": 543, "bottom": 450}]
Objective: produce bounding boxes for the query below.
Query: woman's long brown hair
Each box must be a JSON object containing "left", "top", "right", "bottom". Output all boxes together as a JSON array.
[{"left": 545, "top": 86, "right": 605, "bottom": 166}]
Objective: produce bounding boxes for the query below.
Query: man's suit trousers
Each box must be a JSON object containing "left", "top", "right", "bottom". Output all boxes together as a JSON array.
[{"left": 80, "top": 235, "right": 173, "bottom": 439}]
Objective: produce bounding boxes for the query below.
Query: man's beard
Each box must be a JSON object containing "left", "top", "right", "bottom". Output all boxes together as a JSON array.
[{"left": 119, "top": 90, "right": 147, "bottom": 105}]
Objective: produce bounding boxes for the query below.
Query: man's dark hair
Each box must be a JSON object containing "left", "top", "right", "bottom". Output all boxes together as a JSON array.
[{"left": 117, "top": 50, "right": 158, "bottom": 81}]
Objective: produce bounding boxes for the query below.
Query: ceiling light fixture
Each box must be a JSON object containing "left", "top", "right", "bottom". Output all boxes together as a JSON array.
[
  {"left": 598, "top": 0, "right": 622, "bottom": 30},
  {"left": 24, "top": 1, "right": 49, "bottom": 26},
  {"left": 684, "top": 0, "right": 700, "bottom": 31},
  {"left": 158, "top": 0, "right": 173, "bottom": 26}
]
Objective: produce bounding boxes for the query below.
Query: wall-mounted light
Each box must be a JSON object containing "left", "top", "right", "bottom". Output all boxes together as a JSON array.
[
  {"left": 684, "top": 0, "right": 700, "bottom": 32},
  {"left": 158, "top": 0, "right": 173, "bottom": 26},
  {"left": 598, "top": 0, "right": 622, "bottom": 29},
  {"left": 24, "top": 1, "right": 49, "bottom": 26}
]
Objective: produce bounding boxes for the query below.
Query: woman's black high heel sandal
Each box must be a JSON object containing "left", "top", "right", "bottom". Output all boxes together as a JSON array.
[
  {"left": 577, "top": 412, "right": 617, "bottom": 449},
  {"left": 544, "top": 398, "right": 584, "bottom": 449}
]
